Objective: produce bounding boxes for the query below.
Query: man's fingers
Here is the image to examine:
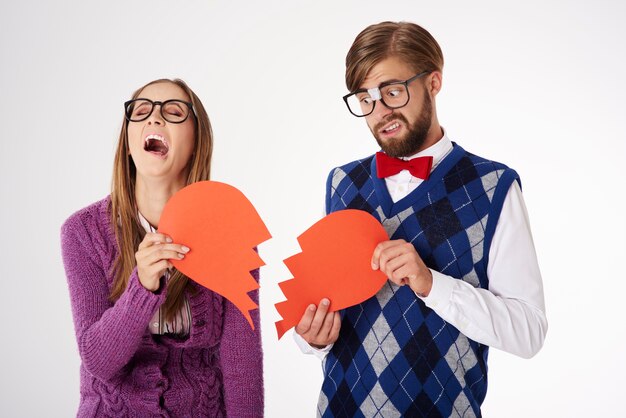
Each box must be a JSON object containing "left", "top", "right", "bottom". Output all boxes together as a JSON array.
[
  {"left": 372, "top": 239, "right": 407, "bottom": 269},
  {"left": 295, "top": 304, "right": 317, "bottom": 335},
  {"left": 310, "top": 298, "right": 331, "bottom": 334},
  {"left": 371, "top": 241, "right": 393, "bottom": 269},
  {"left": 382, "top": 252, "right": 413, "bottom": 278},
  {"left": 329, "top": 312, "right": 342, "bottom": 342},
  {"left": 391, "top": 264, "right": 415, "bottom": 282},
  {"left": 380, "top": 242, "right": 420, "bottom": 274},
  {"left": 320, "top": 307, "right": 336, "bottom": 339}
]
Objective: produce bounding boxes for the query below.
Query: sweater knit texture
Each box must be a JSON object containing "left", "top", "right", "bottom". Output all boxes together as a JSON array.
[
  {"left": 317, "top": 143, "right": 518, "bottom": 418},
  {"left": 61, "top": 196, "right": 264, "bottom": 417}
]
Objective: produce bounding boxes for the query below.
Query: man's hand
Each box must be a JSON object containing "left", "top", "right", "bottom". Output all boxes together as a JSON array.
[
  {"left": 295, "top": 298, "right": 341, "bottom": 348},
  {"left": 371, "top": 239, "right": 433, "bottom": 296}
]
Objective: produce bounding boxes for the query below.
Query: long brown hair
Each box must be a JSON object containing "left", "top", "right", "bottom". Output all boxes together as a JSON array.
[
  {"left": 345, "top": 21, "right": 444, "bottom": 92},
  {"left": 109, "top": 78, "right": 213, "bottom": 320}
]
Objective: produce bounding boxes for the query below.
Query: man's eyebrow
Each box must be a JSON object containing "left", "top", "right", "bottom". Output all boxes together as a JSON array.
[
  {"left": 359, "top": 78, "right": 404, "bottom": 90},
  {"left": 379, "top": 78, "right": 404, "bottom": 85}
]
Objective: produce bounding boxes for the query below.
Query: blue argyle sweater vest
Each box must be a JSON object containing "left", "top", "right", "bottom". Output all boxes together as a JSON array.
[{"left": 317, "top": 143, "right": 519, "bottom": 418}]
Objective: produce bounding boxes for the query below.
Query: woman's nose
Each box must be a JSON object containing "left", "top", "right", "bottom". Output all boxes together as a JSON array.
[{"left": 147, "top": 103, "right": 165, "bottom": 125}]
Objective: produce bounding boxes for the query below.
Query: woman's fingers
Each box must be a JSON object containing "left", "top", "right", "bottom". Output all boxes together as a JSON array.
[
  {"left": 141, "top": 243, "right": 190, "bottom": 262},
  {"left": 138, "top": 232, "right": 173, "bottom": 250},
  {"left": 135, "top": 233, "right": 188, "bottom": 292}
]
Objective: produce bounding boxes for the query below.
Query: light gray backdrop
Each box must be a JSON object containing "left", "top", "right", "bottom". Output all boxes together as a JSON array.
[{"left": 1, "top": 0, "right": 624, "bottom": 416}]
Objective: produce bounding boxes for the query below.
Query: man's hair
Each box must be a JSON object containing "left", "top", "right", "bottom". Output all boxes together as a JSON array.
[{"left": 345, "top": 21, "right": 444, "bottom": 92}]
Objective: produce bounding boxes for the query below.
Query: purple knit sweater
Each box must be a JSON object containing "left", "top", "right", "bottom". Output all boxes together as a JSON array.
[{"left": 61, "top": 197, "right": 264, "bottom": 417}]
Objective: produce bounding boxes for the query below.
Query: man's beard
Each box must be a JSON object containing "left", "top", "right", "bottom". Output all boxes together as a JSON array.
[{"left": 372, "top": 88, "right": 432, "bottom": 158}]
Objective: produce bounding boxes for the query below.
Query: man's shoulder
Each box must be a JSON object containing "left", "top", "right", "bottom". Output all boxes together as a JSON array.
[
  {"left": 452, "top": 143, "right": 521, "bottom": 198},
  {"left": 328, "top": 153, "right": 377, "bottom": 177},
  {"left": 453, "top": 143, "right": 516, "bottom": 175}
]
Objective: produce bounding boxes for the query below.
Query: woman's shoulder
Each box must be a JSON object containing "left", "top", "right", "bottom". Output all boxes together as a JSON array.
[
  {"left": 62, "top": 196, "right": 111, "bottom": 229},
  {"left": 61, "top": 196, "right": 114, "bottom": 249}
]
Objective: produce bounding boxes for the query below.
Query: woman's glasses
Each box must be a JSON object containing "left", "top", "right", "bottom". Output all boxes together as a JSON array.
[{"left": 124, "top": 98, "right": 195, "bottom": 123}]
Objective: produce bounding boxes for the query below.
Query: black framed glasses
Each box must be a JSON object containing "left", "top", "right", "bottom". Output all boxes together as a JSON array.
[
  {"left": 124, "top": 98, "right": 195, "bottom": 123},
  {"left": 342, "top": 71, "right": 429, "bottom": 117}
]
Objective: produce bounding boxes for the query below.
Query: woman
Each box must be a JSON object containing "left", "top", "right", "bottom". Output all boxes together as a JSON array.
[{"left": 61, "top": 79, "right": 263, "bottom": 417}]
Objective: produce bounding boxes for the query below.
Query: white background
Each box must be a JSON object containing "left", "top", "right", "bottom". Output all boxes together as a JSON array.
[{"left": 1, "top": 1, "right": 625, "bottom": 417}]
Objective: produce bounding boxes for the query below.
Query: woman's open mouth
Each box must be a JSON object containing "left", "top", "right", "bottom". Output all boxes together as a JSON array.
[{"left": 144, "top": 134, "right": 169, "bottom": 157}]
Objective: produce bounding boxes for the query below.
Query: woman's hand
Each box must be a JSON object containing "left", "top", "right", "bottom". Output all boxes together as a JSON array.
[{"left": 135, "top": 233, "right": 189, "bottom": 291}]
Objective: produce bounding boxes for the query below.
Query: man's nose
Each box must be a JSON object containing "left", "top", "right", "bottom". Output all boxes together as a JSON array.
[{"left": 371, "top": 99, "right": 393, "bottom": 120}]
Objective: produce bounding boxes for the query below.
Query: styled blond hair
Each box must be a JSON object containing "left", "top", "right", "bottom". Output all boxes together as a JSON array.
[
  {"left": 345, "top": 21, "right": 444, "bottom": 92},
  {"left": 109, "top": 78, "right": 213, "bottom": 319}
]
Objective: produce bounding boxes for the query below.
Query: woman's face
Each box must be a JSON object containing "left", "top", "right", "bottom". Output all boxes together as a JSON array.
[{"left": 127, "top": 82, "right": 196, "bottom": 184}]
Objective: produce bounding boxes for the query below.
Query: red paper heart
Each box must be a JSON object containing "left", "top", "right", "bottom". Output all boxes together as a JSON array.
[
  {"left": 158, "top": 181, "right": 271, "bottom": 329},
  {"left": 275, "top": 209, "right": 388, "bottom": 339}
]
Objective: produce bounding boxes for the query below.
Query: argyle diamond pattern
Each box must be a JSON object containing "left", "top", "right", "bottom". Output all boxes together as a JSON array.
[{"left": 319, "top": 146, "right": 517, "bottom": 417}]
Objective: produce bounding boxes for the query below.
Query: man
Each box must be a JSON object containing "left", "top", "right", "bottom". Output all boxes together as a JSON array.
[{"left": 294, "top": 21, "right": 547, "bottom": 417}]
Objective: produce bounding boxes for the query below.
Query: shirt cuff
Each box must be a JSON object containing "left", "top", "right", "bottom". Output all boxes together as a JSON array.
[
  {"left": 416, "top": 269, "right": 455, "bottom": 311},
  {"left": 293, "top": 330, "right": 333, "bottom": 360}
]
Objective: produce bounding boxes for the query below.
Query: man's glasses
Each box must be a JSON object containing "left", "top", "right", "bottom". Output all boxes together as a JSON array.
[
  {"left": 342, "top": 71, "right": 429, "bottom": 117},
  {"left": 124, "top": 98, "right": 195, "bottom": 124}
]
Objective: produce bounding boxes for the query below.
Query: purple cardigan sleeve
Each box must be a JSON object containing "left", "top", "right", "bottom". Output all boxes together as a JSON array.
[
  {"left": 219, "top": 268, "right": 264, "bottom": 417},
  {"left": 61, "top": 213, "right": 165, "bottom": 382}
]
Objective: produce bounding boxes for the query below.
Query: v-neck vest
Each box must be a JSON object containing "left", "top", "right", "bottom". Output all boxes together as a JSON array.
[{"left": 318, "top": 143, "right": 519, "bottom": 418}]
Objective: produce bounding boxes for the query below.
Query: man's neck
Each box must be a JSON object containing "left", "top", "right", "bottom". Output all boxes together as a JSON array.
[
  {"left": 417, "top": 123, "right": 444, "bottom": 154},
  {"left": 401, "top": 123, "right": 444, "bottom": 158}
]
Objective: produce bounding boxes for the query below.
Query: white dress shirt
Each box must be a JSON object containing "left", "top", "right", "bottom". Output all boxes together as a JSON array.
[
  {"left": 295, "top": 132, "right": 548, "bottom": 359},
  {"left": 138, "top": 212, "right": 192, "bottom": 337}
]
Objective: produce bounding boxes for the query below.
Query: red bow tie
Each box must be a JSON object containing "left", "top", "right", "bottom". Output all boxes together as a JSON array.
[{"left": 375, "top": 152, "right": 433, "bottom": 179}]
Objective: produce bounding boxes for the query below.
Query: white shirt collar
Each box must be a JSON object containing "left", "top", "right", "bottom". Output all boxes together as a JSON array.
[
  {"left": 137, "top": 211, "right": 156, "bottom": 233},
  {"left": 383, "top": 128, "right": 454, "bottom": 202}
]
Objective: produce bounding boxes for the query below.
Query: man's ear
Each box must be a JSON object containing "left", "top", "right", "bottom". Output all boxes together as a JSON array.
[{"left": 427, "top": 71, "right": 443, "bottom": 97}]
